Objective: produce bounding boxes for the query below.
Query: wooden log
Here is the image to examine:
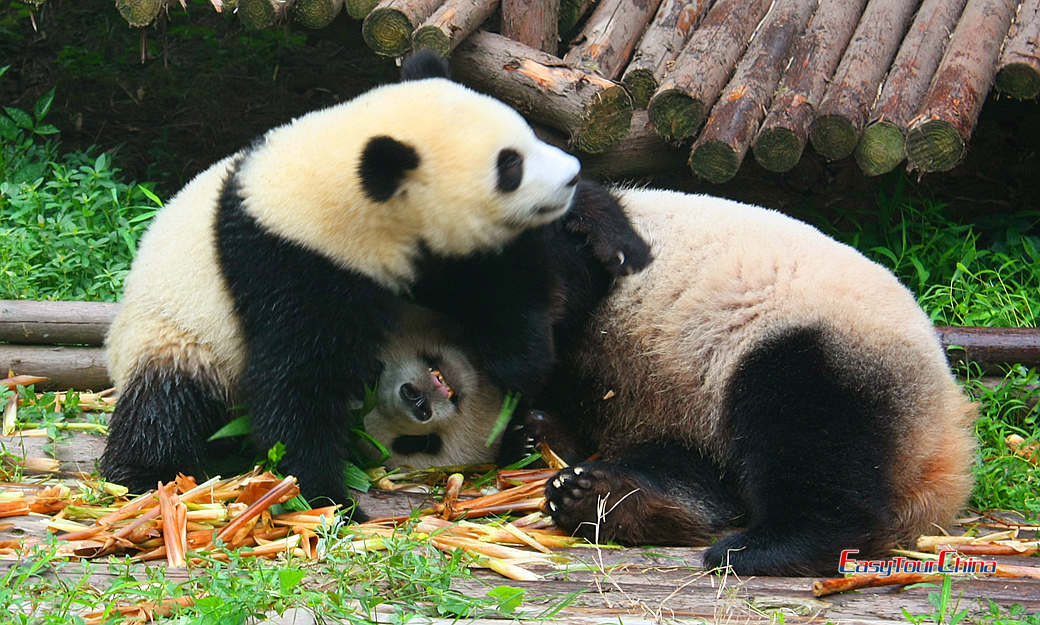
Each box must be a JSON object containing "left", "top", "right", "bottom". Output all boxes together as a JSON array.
[
  {"left": 345, "top": 0, "right": 378, "bottom": 19},
  {"left": 854, "top": 0, "right": 968, "bottom": 176},
  {"left": 116, "top": 0, "right": 163, "bottom": 27},
  {"left": 646, "top": 0, "right": 773, "bottom": 142},
  {"left": 905, "top": 0, "right": 1018, "bottom": 172},
  {"left": 292, "top": 0, "right": 344, "bottom": 28},
  {"left": 362, "top": 0, "right": 445, "bottom": 57},
  {"left": 0, "top": 346, "right": 110, "bottom": 391},
  {"left": 412, "top": 0, "right": 497, "bottom": 56},
  {"left": 562, "top": 0, "right": 664, "bottom": 81},
  {"left": 0, "top": 300, "right": 117, "bottom": 346},
  {"left": 689, "top": 0, "right": 818, "bottom": 183},
  {"left": 558, "top": 0, "right": 597, "bottom": 38},
  {"left": 451, "top": 31, "right": 632, "bottom": 154},
  {"left": 501, "top": 0, "right": 560, "bottom": 55},
  {"left": 534, "top": 111, "right": 680, "bottom": 178},
  {"left": 238, "top": 0, "right": 293, "bottom": 30},
  {"left": 995, "top": 0, "right": 1040, "bottom": 99},
  {"left": 751, "top": 0, "right": 869, "bottom": 173},
  {"left": 808, "top": 0, "right": 921, "bottom": 161},
  {"left": 937, "top": 326, "right": 1040, "bottom": 370},
  {"left": 621, "top": 0, "right": 712, "bottom": 109}
]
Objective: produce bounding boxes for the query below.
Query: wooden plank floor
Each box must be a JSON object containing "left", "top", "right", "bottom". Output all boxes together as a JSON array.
[{"left": 3, "top": 430, "right": 1038, "bottom": 624}]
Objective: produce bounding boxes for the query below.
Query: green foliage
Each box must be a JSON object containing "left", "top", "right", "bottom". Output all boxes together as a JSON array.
[
  {"left": 818, "top": 176, "right": 1040, "bottom": 328},
  {"left": 0, "top": 70, "right": 161, "bottom": 302},
  {"left": 962, "top": 364, "right": 1040, "bottom": 517},
  {"left": 901, "top": 576, "right": 968, "bottom": 625}
]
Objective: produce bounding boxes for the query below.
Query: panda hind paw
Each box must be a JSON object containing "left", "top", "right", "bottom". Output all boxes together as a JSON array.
[{"left": 544, "top": 462, "right": 644, "bottom": 544}]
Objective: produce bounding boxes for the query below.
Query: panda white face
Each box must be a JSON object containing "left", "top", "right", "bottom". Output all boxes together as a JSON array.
[
  {"left": 235, "top": 78, "right": 582, "bottom": 288},
  {"left": 364, "top": 306, "right": 503, "bottom": 467}
]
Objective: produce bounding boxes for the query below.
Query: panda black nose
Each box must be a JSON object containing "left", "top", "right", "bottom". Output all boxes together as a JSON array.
[
  {"left": 399, "top": 383, "right": 432, "bottom": 422},
  {"left": 566, "top": 174, "right": 579, "bottom": 187}
]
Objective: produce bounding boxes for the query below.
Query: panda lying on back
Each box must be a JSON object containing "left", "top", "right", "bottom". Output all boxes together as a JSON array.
[
  {"left": 102, "top": 52, "right": 649, "bottom": 513},
  {"left": 365, "top": 187, "right": 977, "bottom": 576}
]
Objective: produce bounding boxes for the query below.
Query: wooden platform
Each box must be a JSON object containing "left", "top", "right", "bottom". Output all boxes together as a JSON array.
[{"left": 3, "top": 431, "right": 1039, "bottom": 624}]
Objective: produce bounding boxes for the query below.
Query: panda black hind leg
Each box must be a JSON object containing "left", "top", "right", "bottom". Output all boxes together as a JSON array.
[
  {"left": 545, "top": 442, "right": 741, "bottom": 546},
  {"left": 703, "top": 325, "right": 897, "bottom": 576},
  {"left": 101, "top": 364, "right": 228, "bottom": 493}
]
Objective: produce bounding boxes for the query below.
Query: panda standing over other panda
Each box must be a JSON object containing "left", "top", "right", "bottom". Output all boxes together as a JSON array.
[
  {"left": 101, "top": 52, "right": 651, "bottom": 515},
  {"left": 365, "top": 187, "right": 978, "bottom": 577}
]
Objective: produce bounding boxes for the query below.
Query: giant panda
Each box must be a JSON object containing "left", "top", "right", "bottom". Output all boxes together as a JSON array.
[
  {"left": 362, "top": 187, "right": 977, "bottom": 576},
  {"left": 101, "top": 53, "right": 650, "bottom": 513}
]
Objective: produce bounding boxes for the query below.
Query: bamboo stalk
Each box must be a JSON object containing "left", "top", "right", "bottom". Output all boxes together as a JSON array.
[
  {"left": 813, "top": 572, "right": 942, "bottom": 597},
  {"left": 501, "top": 0, "right": 559, "bottom": 54},
  {"left": 621, "top": 0, "right": 712, "bottom": 109},
  {"left": 752, "top": 0, "right": 870, "bottom": 173},
  {"left": 562, "top": 0, "right": 664, "bottom": 80},
  {"left": 855, "top": 0, "right": 968, "bottom": 176},
  {"left": 451, "top": 31, "right": 632, "bottom": 153},
  {"left": 689, "top": 0, "right": 818, "bottom": 183},
  {"left": 647, "top": 0, "right": 774, "bottom": 142},
  {"left": 905, "top": 0, "right": 1018, "bottom": 172},
  {"left": 411, "top": 0, "right": 497, "bottom": 56},
  {"left": 995, "top": 0, "right": 1040, "bottom": 99},
  {"left": 362, "top": 0, "right": 445, "bottom": 57}
]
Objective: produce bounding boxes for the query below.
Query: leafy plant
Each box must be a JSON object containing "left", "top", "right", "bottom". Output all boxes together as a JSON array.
[{"left": 900, "top": 576, "right": 968, "bottom": 625}]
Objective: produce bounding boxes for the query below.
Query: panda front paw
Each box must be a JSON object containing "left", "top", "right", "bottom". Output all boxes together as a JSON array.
[{"left": 565, "top": 181, "right": 652, "bottom": 277}]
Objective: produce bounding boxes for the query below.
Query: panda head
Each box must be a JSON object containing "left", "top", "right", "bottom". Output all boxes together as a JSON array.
[
  {"left": 363, "top": 306, "right": 504, "bottom": 468},
  {"left": 235, "top": 61, "right": 581, "bottom": 286}
]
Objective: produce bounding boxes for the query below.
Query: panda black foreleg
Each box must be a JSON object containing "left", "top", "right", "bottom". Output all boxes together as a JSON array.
[
  {"left": 101, "top": 364, "right": 228, "bottom": 494},
  {"left": 544, "top": 442, "right": 741, "bottom": 547},
  {"left": 703, "top": 326, "right": 896, "bottom": 576}
]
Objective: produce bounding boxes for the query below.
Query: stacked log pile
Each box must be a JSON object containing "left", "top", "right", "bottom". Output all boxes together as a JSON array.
[
  {"left": 108, "top": 0, "right": 1036, "bottom": 180},
  {"left": 3, "top": 301, "right": 1038, "bottom": 390}
]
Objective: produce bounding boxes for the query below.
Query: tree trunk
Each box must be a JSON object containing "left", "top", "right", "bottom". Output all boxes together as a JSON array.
[
  {"left": 501, "top": 0, "right": 560, "bottom": 54},
  {"left": 751, "top": 0, "right": 869, "bottom": 173},
  {"left": 0, "top": 300, "right": 116, "bottom": 346},
  {"left": 116, "top": 0, "right": 164, "bottom": 27},
  {"left": 238, "top": 0, "right": 293, "bottom": 30},
  {"left": 906, "top": 0, "right": 1018, "bottom": 173},
  {"left": 292, "top": 0, "right": 343, "bottom": 28},
  {"left": 562, "top": 0, "right": 663, "bottom": 80},
  {"left": 0, "top": 345, "right": 111, "bottom": 392},
  {"left": 689, "top": 0, "right": 818, "bottom": 183},
  {"left": 646, "top": 0, "right": 773, "bottom": 142},
  {"left": 854, "top": 0, "right": 967, "bottom": 177},
  {"left": 451, "top": 31, "right": 632, "bottom": 153},
  {"left": 808, "top": 0, "right": 921, "bottom": 161},
  {"left": 345, "top": 0, "right": 379, "bottom": 19},
  {"left": 362, "top": 0, "right": 446, "bottom": 56},
  {"left": 412, "top": 0, "right": 497, "bottom": 56},
  {"left": 621, "top": 0, "right": 711, "bottom": 109},
  {"left": 995, "top": 0, "right": 1040, "bottom": 100}
]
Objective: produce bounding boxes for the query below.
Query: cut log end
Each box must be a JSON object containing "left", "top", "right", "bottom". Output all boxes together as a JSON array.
[
  {"left": 116, "top": 0, "right": 163, "bottom": 27},
  {"left": 345, "top": 0, "right": 379, "bottom": 20},
  {"left": 412, "top": 25, "right": 452, "bottom": 56},
  {"left": 293, "top": 0, "right": 342, "bottom": 29},
  {"left": 689, "top": 140, "right": 740, "bottom": 184},
  {"left": 238, "top": 0, "right": 284, "bottom": 30},
  {"left": 621, "top": 68, "right": 657, "bottom": 110},
  {"left": 995, "top": 63, "right": 1040, "bottom": 101},
  {"left": 752, "top": 126, "right": 803, "bottom": 173},
  {"left": 906, "top": 119, "right": 966, "bottom": 173},
  {"left": 647, "top": 90, "right": 705, "bottom": 142},
  {"left": 855, "top": 121, "right": 906, "bottom": 177},
  {"left": 808, "top": 114, "right": 858, "bottom": 161},
  {"left": 363, "top": 7, "right": 416, "bottom": 56},
  {"left": 573, "top": 86, "right": 634, "bottom": 154}
]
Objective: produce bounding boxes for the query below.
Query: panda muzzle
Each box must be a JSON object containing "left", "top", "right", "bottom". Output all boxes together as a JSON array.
[{"left": 399, "top": 383, "right": 432, "bottom": 422}]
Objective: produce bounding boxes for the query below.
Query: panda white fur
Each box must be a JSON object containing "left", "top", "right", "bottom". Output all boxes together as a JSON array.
[
  {"left": 101, "top": 55, "right": 587, "bottom": 510},
  {"left": 364, "top": 187, "right": 977, "bottom": 576}
]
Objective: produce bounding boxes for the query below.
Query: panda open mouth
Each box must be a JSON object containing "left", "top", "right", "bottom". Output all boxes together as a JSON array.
[{"left": 428, "top": 367, "right": 455, "bottom": 400}]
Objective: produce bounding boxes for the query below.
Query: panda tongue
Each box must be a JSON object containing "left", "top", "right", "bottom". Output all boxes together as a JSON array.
[{"left": 429, "top": 369, "right": 454, "bottom": 399}]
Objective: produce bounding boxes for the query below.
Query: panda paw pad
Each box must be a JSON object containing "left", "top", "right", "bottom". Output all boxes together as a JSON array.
[{"left": 544, "top": 462, "right": 640, "bottom": 543}]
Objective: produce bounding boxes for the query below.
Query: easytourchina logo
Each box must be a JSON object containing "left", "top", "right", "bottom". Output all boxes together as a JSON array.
[{"left": 838, "top": 549, "right": 997, "bottom": 577}]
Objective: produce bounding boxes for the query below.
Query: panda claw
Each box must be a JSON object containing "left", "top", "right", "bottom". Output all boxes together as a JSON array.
[
  {"left": 572, "top": 466, "right": 583, "bottom": 475},
  {"left": 548, "top": 501, "right": 557, "bottom": 512}
]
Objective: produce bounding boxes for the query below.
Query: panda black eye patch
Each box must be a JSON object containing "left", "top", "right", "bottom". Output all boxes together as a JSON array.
[
  {"left": 496, "top": 149, "right": 523, "bottom": 193},
  {"left": 359, "top": 135, "right": 421, "bottom": 202}
]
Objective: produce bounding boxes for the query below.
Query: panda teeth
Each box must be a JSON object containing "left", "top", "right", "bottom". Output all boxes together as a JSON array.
[{"left": 428, "top": 367, "right": 454, "bottom": 399}]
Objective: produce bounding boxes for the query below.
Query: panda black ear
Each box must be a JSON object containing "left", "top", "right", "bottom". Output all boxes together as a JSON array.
[
  {"left": 359, "top": 136, "right": 421, "bottom": 202},
  {"left": 401, "top": 49, "right": 451, "bottom": 81}
]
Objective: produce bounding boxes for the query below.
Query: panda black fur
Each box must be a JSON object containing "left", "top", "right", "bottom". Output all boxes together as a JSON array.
[
  {"left": 364, "top": 187, "right": 977, "bottom": 576},
  {"left": 101, "top": 53, "right": 650, "bottom": 511}
]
